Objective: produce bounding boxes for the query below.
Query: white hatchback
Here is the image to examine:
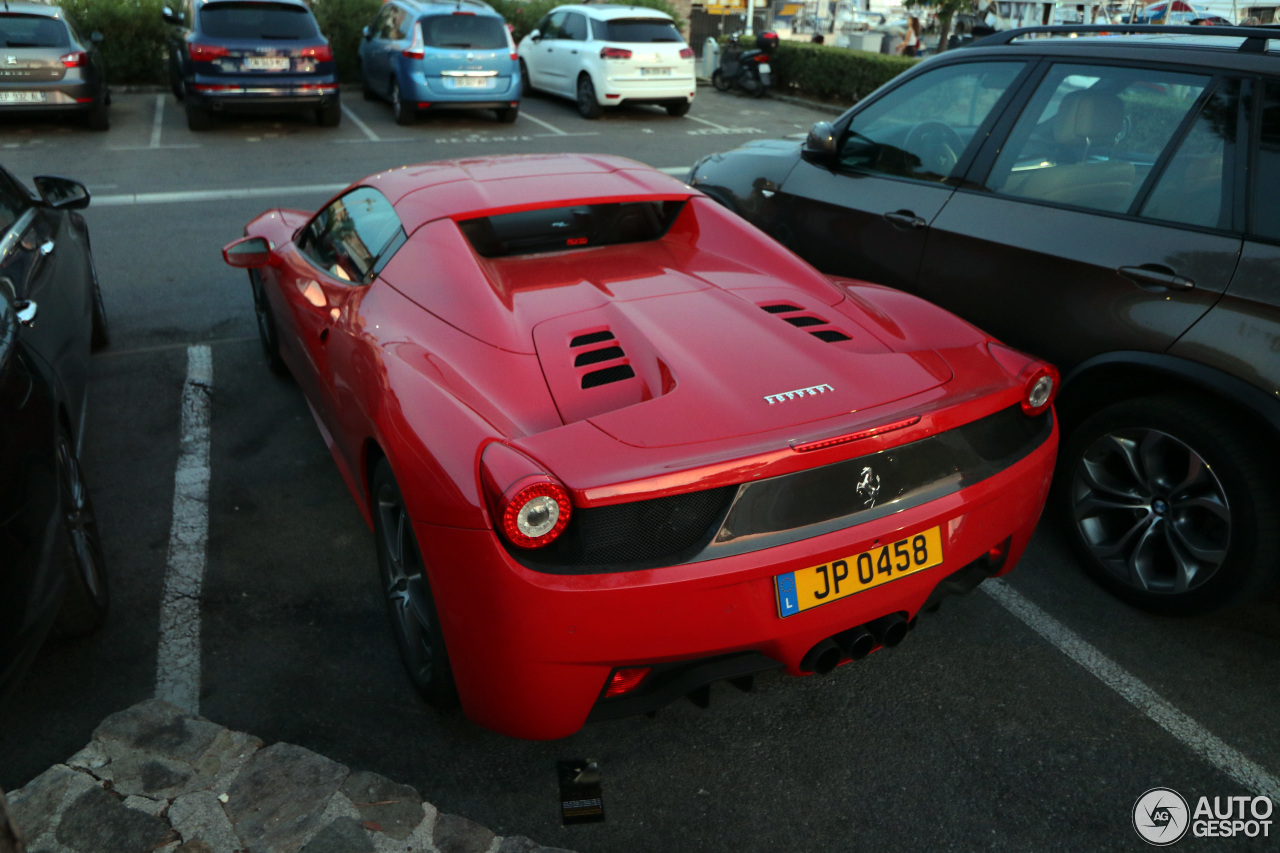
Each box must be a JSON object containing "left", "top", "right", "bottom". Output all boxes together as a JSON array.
[{"left": 517, "top": 4, "right": 695, "bottom": 118}]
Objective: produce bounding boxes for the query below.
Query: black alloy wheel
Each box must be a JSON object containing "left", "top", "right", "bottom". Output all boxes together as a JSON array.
[
  {"left": 576, "top": 75, "right": 602, "bottom": 119},
  {"left": 1061, "top": 396, "right": 1280, "bottom": 615},
  {"left": 248, "top": 269, "right": 288, "bottom": 375},
  {"left": 372, "top": 459, "right": 458, "bottom": 708},
  {"left": 52, "top": 430, "right": 109, "bottom": 637},
  {"left": 392, "top": 79, "right": 414, "bottom": 126}
]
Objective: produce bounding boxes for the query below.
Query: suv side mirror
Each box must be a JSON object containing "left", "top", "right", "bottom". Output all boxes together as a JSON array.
[
  {"left": 222, "top": 236, "right": 273, "bottom": 269},
  {"left": 362, "top": 25, "right": 371, "bottom": 40},
  {"left": 802, "top": 121, "right": 838, "bottom": 164},
  {"left": 161, "top": 6, "right": 182, "bottom": 24},
  {"left": 530, "top": 29, "right": 542, "bottom": 42},
  {"left": 33, "top": 175, "right": 90, "bottom": 210}
]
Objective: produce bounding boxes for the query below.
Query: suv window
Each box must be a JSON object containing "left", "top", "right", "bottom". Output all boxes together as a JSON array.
[
  {"left": 0, "top": 177, "right": 29, "bottom": 238},
  {"left": 299, "top": 188, "right": 403, "bottom": 284},
  {"left": 373, "top": 5, "right": 407, "bottom": 40},
  {"left": 840, "top": 61, "right": 1025, "bottom": 183},
  {"left": 199, "top": 2, "right": 319, "bottom": 39},
  {"left": 1254, "top": 81, "right": 1280, "bottom": 241},
  {"left": 0, "top": 14, "right": 70, "bottom": 48},
  {"left": 984, "top": 64, "right": 1215, "bottom": 214},
  {"left": 1141, "top": 78, "right": 1239, "bottom": 229},
  {"left": 561, "top": 12, "right": 588, "bottom": 41},
  {"left": 590, "top": 18, "right": 682, "bottom": 43},
  {"left": 420, "top": 14, "right": 507, "bottom": 49}
]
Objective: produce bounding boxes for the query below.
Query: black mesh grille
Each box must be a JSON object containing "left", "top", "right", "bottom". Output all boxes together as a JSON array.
[
  {"left": 784, "top": 315, "right": 825, "bottom": 327},
  {"left": 582, "top": 364, "right": 635, "bottom": 388},
  {"left": 762, "top": 303, "right": 801, "bottom": 314},
  {"left": 513, "top": 486, "right": 737, "bottom": 574},
  {"left": 575, "top": 346, "right": 625, "bottom": 367},
  {"left": 571, "top": 330, "right": 615, "bottom": 347},
  {"left": 811, "top": 329, "right": 852, "bottom": 342}
]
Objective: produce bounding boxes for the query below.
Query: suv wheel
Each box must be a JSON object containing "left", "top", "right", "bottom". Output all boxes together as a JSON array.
[
  {"left": 1060, "top": 395, "right": 1280, "bottom": 615},
  {"left": 576, "top": 74, "right": 602, "bottom": 119},
  {"left": 317, "top": 97, "right": 341, "bottom": 128},
  {"left": 185, "top": 99, "right": 212, "bottom": 131},
  {"left": 391, "top": 78, "right": 414, "bottom": 126},
  {"left": 496, "top": 105, "right": 518, "bottom": 123}
]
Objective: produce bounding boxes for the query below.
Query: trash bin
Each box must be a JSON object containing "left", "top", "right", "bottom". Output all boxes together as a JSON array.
[{"left": 703, "top": 37, "right": 719, "bottom": 78}]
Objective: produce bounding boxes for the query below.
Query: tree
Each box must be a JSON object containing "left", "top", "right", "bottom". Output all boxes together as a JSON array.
[{"left": 910, "top": 0, "right": 977, "bottom": 53}]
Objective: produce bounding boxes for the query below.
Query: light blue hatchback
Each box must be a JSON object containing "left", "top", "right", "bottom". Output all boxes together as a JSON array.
[{"left": 359, "top": 0, "right": 521, "bottom": 124}]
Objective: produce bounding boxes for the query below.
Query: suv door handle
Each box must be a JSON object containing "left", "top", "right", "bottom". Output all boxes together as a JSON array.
[
  {"left": 1117, "top": 264, "right": 1195, "bottom": 291},
  {"left": 883, "top": 210, "right": 926, "bottom": 229}
]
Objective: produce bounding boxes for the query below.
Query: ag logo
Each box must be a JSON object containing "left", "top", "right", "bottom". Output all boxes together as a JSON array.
[{"left": 1133, "top": 787, "right": 1190, "bottom": 846}]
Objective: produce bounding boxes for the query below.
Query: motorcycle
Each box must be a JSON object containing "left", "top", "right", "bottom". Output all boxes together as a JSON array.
[{"left": 712, "top": 32, "right": 779, "bottom": 98}]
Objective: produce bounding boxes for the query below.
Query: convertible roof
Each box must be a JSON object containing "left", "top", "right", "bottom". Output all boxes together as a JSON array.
[{"left": 360, "top": 154, "right": 694, "bottom": 232}]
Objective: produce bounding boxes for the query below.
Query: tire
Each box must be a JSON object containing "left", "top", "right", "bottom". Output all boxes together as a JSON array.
[
  {"left": 1060, "top": 395, "right": 1280, "bottom": 615},
  {"left": 317, "top": 97, "right": 341, "bottom": 128},
  {"left": 742, "top": 71, "right": 764, "bottom": 98},
  {"left": 519, "top": 59, "right": 536, "bottom": 96},
  {"left": 665, "top": 99, "right": 691, "bottom": 117},
  {"left": 372, "top": 459, "right": 458, "bottom": 708},
  {"left": 51, "top": 430, "right": 108, "bottom": 638},
  {"left": 89, "top": 256, "right": 109, "bottom": 351},
  {"left": 711, "top": 69, "right": 731, "bottom": 92},
  {"left": 169, "top": 58, "right": 184, "bottom": 100},
  {"left": 185, "top": 99, "right": 212, "bottom": 131},
  {"left": 361, "top": 68, "right": 376, "bottom": 101},
  {"left": 85, "top": 96, "right": 109, "bottom": 131},
  {"left": 576, "top": 74, "right": 602, "bottom": 119},
  {"left": 249, "top": 269, "right": 288, "bottom": 376},
  {"left": 391, "top": 78, "right": 414, "bottom": 126},
  {"left": 496, "top": 105, "right": 518, "bottom": 123}
]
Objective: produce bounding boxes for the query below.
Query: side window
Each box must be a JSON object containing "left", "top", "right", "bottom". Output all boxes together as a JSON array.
[
  {"left": 542, "top": 11, "right": 567, "bottom": 39},
  {"left": 298, "top": 188, "right": 403, "bottom": 284},
  {"left": 1141, "top": 78, "right": 1239, "bottom": 230},
  {"left": 0, "top": 177, "right": 29, "bottom": 238},
  {"left": 984, "top": 64, "right": 1213, "bottom": 215},
  {"left": 372, "top": 5, "right": 396, "bottom": 39},
  {"left": 392, "top": 8, "right": 407, "bottom": 40},
  {"left": 563, "top": 12, "right": 588, "bottom": 41},
  {"left": 839, "top": 61, "right": 1024, "bottom": 183},
  {"left": 1252, "top": 81, "right": 1280, "bottom": 241}
]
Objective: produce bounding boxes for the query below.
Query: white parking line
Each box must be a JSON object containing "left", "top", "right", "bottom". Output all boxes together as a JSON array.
[
  {"left": 518, "top": 110, "right": 568, "bottom": 135},
  {"left": 154, "top": 345, "right": 213, "bottom": 714},
  {"left": 686, "top": 114, "right": 728, "bottom": 131},
  {"left": 341, "top": 103, "right": 381, "bottom": 142},
  {"left": 983, "top": 579, "right": 1280, "bottom": 802},
  {"left": 150, "top": 95, "right": 165, "bottom": 149}
]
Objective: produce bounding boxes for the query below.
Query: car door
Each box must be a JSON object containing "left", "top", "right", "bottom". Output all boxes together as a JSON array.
[
  {"left": 772, "top": 59, "right": 1031, "bottom": 291},
  {"left": 917, "top": 62, "right": 1243, "bottom": 366},
  {"left": 525, "top": 11, "right": 565, "bottom": 94}
]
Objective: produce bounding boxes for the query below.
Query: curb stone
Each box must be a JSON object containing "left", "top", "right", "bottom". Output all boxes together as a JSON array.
[{"left": 4, "top": 700, "right": 575, "bottom": 853}]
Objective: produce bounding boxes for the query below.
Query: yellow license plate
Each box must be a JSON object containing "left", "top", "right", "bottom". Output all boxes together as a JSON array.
[{"left": 775, "top": 526, "right": 943, "bottom": 617}]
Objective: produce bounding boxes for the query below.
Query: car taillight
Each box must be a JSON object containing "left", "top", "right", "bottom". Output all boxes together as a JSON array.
[
  {"left": 188, "top": 42, "right": 230, "bottom": 62},
  {"left": 403, "top": 22, "right": 426, "bottom": 59},
  {"left": 301, "top": 44, "right": 332, "bottom": 62},
  {"left": 679, "top": 47, "right": 694, "bottom": 59},
  {"left": 1020, "top": 364, "right": 1059, "bottom": 417},
  {"left": 481, "top": 443, "right": 572, "bottom": 549},
  {"left": 751, "top": 53, "right": 770, "bottom": 63},
  {"left": 60, "top": 51, "right": 88, "bottom": 68},
  {"left": 604, "top": 667, "right": 651, "bottom": 698},
  {"left": 600, "top": 46, "right": 632, "bottom": 59}
]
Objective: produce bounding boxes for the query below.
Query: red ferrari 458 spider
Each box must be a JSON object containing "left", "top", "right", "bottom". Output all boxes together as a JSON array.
[{"left": 223, "top": 154, "right": 1058, "bottom": 739}]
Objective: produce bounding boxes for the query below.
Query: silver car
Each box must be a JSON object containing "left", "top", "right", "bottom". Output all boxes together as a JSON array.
[{"left": 0, "top": 2, "right": 109, "bottom": 130}]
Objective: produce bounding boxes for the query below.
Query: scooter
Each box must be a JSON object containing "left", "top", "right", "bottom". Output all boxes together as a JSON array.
[{"left": 712, "top": 32, "right": 778, "bottom": 98}]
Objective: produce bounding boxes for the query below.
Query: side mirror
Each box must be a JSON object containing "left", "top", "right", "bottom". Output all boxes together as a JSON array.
[
  {"left": 161, "top": 6, "right": 182, "bottom": 24},
  {"left": 530, "top": 29, "right": 542, "bottom": 42},
  {"left": 362, "top": 25, "right": 371, "bottom": 40},
  {"left": 33, "top": 175, "right": 90, "bottom": 210},
  {"left": 222, "top": 236, "right": 273, "bottom": 269},
  {"left": 802, "top": 121, "right": 838, "bottom": 164}
]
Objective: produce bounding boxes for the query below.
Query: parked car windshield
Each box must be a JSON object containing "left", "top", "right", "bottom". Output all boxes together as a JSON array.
[
  {"left": 591, "top": 18, "right": 682, "bottom": 43},
  {"left": 199, "top": 3, "right": 319, "bottom": 39},
  {"left": 0, "top": 14, "right": 70, "bottom": 48},
  {"left": 421, "top": 14, "right": 508, "bottom": 49}
]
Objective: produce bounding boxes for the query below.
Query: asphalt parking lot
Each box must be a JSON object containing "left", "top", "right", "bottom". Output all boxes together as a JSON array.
[{"left": 1, "top": 88, "right": 1278, "bottom": 853}]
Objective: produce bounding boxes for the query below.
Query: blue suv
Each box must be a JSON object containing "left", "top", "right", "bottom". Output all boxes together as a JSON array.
[{"left": 359, "top": 0, "right": 521, "bottom": 124}]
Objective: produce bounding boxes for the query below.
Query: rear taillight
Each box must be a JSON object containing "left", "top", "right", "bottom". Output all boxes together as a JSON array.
[
  {"left": 604, "top": 667, "right": 651, "bottom": 698},
  {"left": 188, "top": 42, "right": 230, "bottom": 62},
  {"left": 1020, "top": 364, "right": 1059, "bottom": 417},
  {"left": 481, "top": 444, "right": 572, "bottom": 549},
  {"left": 751, "top": 53, "right": 770, "bottom": 63},
  {"left": 301, "top": 44, "right": 332, "bottom": 62},
  {"left": 678, "top": 47, "right": 694, "bottom": 59},
  {"left": 60, "top": 51, "right": 88, "bottom": 68},
  {"left": 600, "top": 46, "right": 632, "bottom": 59},
  {"left": 403, "top": 22, "right": 425, "bottom": 59}
]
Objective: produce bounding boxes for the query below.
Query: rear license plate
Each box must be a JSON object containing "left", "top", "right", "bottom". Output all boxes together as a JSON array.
[
  {"left": 0, "top": 91, "right": 46, "bottom": 104},
  {"left": 245, "top": 56, "right": 290, "bottom": 71},
  {"left": 775, "top": 526, "right": 944, "bottom": 617},
  {"left": 451, "top": 77, "right": 490, "bottom": 88},
  {"left": 758, "top": 62, "right": 772, "bottom": 74},
  {"left": 640, "top": 67, "right": 672, "bottom": 76}
]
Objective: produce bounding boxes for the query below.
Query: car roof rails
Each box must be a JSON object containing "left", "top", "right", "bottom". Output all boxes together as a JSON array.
[{"left": 977, "top": 23, "right": 1275, "bottom": 54}]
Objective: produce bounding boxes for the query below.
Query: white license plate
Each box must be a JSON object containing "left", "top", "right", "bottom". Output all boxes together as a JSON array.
[
  {"left": 450, "top": 77, "right": 491, "bottom": 88},
  {"left": 758, "top": 62, "right": 772, "bottom": 74},
  {"left": 640, "top": 67, "right": 672, "bottom": 76},
  {"left": 245, "top": 56, "right": 290, "bottom": 71},
  {"left": 0, "top": 91, "right": 46, "bottom": 104}
]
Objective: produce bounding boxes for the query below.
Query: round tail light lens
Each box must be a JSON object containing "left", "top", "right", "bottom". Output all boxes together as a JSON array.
[
  {"left": 1021, "top": 364, "right": 1059, "bottom": 417},
  {"left": 500, "top": 480, "right": 571, "bottom": 549}
]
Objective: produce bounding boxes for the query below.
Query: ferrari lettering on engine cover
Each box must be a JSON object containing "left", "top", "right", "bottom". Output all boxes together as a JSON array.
[{"left": 764, "top": 384, "right": 834, "bottom": 405}]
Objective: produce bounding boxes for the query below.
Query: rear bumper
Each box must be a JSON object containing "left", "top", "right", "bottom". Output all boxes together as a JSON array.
[
  {"left": 0, "top": 80, "right": 103, "bottom": 111},
  {"left": 408, "top": 72, "right": 520, "bottom": 105},
  {"left": 189, "top": 75, "right": 338, "bottom": 111},
  {"left": 415, "top": 418, "right": 1057, "bottom": 739},
  {"left": 599, "top": 73, "right": 696, "bottom": 104}
]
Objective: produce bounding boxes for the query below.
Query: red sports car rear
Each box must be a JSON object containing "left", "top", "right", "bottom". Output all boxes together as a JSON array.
[{"left": 223, "top": 154, "right": 1058, "bottom": 739}]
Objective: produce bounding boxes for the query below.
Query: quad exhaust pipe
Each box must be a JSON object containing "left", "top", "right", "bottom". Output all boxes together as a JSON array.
[{"left": 801, "top": 612, "right": 911, "bottom": 674}]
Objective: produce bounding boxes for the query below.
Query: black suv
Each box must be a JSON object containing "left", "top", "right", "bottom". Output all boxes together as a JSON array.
[{"left": 689, "top": 25, "right": 1280, "bottom": 615}]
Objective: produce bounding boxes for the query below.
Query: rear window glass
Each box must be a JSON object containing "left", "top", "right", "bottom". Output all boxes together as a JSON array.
[
  {"left": 199, "top": 3, "right": 319, "bottom": 40},
  {"left": 0, "top": 14, "right": 70, "bottom": 48},
  {"left": 420, "top": 14, "right": 508, "bottom": 49},
  {"left": 459, "top": 201, "right": 685, "bottom": 257},
  {"left": 591, "top": 18, "right": 682, "bottom": 43}
]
